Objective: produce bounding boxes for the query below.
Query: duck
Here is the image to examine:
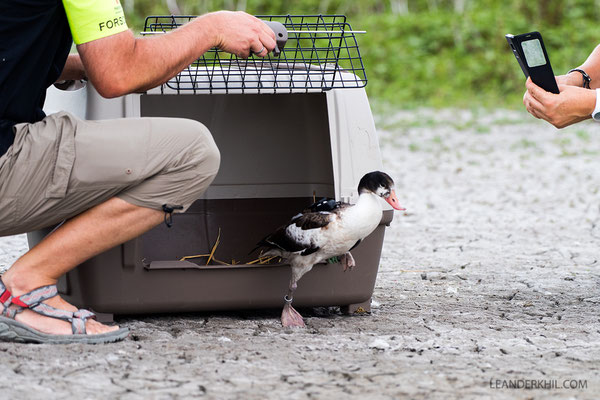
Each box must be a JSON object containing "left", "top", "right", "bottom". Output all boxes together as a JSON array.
[{"left": 254, "top": 171, "right": 405, "bottom": 327}]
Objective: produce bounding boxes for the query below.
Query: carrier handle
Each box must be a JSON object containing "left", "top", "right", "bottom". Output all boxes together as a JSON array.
[{"left": 261, "top": 20, "right": 288, "bottom": 56}]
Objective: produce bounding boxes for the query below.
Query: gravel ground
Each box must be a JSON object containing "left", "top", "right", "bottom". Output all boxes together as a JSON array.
[{"left": 1, "top": 109, "right": 599, "bottom": 399}]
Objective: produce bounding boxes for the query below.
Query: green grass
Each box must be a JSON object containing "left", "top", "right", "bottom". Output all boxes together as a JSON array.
[{"left": 355, "top": 10, "right": 599, "bottom": 109}]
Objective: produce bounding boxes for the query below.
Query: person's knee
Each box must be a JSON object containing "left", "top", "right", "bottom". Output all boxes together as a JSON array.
[
  {"left": 190, "top": 120, "right": 220, "bottom": 177},
  {"left": 178, "top": 120, "right": 220, "bottom": 186},
  {"left": 202, "top": 129, "right": 221, "bottom": 177},
  {"left": 166, "top": 121, "right": 220, "bottom": 208}
]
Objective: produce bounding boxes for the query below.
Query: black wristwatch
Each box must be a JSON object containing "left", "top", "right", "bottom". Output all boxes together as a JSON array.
[{"left": 568, "top": 68, "right": 591, "bottom": 89}]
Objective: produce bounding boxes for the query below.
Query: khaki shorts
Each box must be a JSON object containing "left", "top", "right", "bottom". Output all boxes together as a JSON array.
[{"left": 0, "top": 112, "right": 220, "bottom": 237}]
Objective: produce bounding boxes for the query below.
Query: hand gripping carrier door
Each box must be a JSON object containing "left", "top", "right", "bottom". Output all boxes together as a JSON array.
[{"left": 32, "top": 15, "right": 394, "bottom": 318}]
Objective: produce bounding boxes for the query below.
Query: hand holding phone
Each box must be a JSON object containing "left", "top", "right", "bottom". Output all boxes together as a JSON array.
[{"left": 506, "top": 31, "right": 559, "bottom": 94}]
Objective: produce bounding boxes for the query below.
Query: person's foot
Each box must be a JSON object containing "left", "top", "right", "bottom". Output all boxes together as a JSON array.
[{"left": 0, "top": 274, "right": 120, "bottom": 336}]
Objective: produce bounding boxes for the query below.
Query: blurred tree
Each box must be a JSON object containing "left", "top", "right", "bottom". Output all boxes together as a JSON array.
[
  {"left": 516, "top": 0, "right": 566, "bottom": 26},
  {"left": 166, "top": 0, "right": 181, "bottom": 14},
  {"left": 390, "top": 0, "right": 409, "bottom": 14}
]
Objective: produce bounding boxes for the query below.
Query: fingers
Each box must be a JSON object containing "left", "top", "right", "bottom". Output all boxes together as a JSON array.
[
  {"left": 522, "top": 78, "right": 592, "bottom": 128},
  {"left": 250, "top": 21, "right": 276, "bottom": 57},
  {"left": 248, "top": 33, "right": 276, "bottom": 58},
  {"left": 258, "top": 19, "right": 276, "bottom": 40},
  {"left": 523, "top": 78, "right": 546, "bottom": 119},
  {"left": 258, "top": 29, "right": 276, "bottom": 52},
  {"left": 240, "top": 16, "right": 275, "bottom": 58},
  {"left": 525, "top": 77, "right": 549, "bottom": 103},
  {"left": 524, "top": 91, "right": 545, "bottom": 119},
  {"left": 245, "top": 12, "right": 276, "bottom": 41},
  {"left": 217, "top": 12, "right": 278, "bottom": 58},
  {"left": 250, "top": 44, "right": 266, "bottom": 57}
]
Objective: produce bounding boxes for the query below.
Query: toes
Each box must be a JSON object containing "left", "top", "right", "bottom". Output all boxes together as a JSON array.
[{"left": 86, "top": 319, "right": 120, "bottom": 334}]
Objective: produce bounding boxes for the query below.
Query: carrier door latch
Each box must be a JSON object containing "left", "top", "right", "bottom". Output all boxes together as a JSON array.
[
  {"left": 261, "top": 20, "right": 288, "bottom": 56},
  {"left": 162, "top": 204, "right": 184, "bottom": 228}
]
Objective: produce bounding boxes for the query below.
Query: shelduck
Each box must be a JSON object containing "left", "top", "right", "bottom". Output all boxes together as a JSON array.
[{"left": 254, "top": 171, "right": 405, "bottom": 327}]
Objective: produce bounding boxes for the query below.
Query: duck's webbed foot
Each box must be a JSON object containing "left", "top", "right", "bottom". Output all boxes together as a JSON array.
[
  {"left": 340, "top": 252, "right": 356, "bottom": 272},
  {"left": 281, "top": 296, "right": 305, "bottom": 328}
]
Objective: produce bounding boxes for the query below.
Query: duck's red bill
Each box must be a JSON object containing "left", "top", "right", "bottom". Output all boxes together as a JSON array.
[{"left": 386, "top": 190, "right": 405, "bottom": 211}]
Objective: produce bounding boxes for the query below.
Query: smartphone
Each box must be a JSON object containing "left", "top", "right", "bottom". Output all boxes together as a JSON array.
[{"left": 505, "top": 31, "right": 559, "bottom": 94}]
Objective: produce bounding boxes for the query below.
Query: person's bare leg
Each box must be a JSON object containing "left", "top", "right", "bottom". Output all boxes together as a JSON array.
[{"left": 1, "top": 197, "right": 163, "bottom": 335}]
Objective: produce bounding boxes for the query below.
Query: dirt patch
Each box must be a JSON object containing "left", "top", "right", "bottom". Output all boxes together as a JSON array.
[{"left": 1, "top": 109, "right": 599, "bottom": 399}]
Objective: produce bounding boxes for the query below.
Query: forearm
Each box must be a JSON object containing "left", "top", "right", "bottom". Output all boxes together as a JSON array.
[
  {"left": 77, "top": 11, "right": 274, "bottom": 98},
  {"left": 124, "top": 20, "right": 214, "bottom": 93},
  {"left": 78, "top": 14, "right": 216, "bottom": 98},
  {"left": 568, "top": 44, "right": 600, "bottom": 89},
  {"left": 57, "top": 54, "right": 86, "bottom": 81}
]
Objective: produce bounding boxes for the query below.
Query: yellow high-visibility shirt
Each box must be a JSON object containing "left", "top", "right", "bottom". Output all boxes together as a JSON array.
[{"left": 62, "top": 0, "right": 129, "bottom": 45}]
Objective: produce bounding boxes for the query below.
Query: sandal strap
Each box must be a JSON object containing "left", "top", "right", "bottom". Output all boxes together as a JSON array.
[
  {"left": 12, "top": 284, "right": 58, "bottom": 308},
  {"left": 28, "top": 303, "right": 96, "bottom": 334},
  {"left": 0, "top": 278, "right": 58, "bottom": 310},
  {"left": 72, "top": 317, "right": 86, "bottom": 335},
  {"left": 24, "top": 303, "right": 96, "bottom": 334},
  {"left": 74, "top": 309, "right": 95, "bottom": 320},
  {"left": 71, "top": 309, "right": 96, "bottom": 334},
  {"left": 0, "top": 278, "right": 96, "bottom": 334},
  {"left": 30, "top": 302, "right": 76, "bottom": 321},
  {"left": 3, "top": 306, "right": 19, "bottom": 319},
  {"left": 0, "top": 278, "right": 14, "bottom": 316}
]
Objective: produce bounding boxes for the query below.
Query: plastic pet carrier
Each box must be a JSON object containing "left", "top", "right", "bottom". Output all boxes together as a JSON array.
[{"left": 31, "top": 15, "right": 393, "bottom": 318}]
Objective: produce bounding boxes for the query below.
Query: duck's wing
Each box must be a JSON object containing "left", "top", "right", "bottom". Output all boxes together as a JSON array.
[
  {"left": 292, "top": 211, "right": 333, "bottom": 230},
  {"left": 257, "top": 211, "right": 335, "bottom": 256},
  {"left": 349, "top": 238, "right": 362, "bottom": 251},
  {"left": 303, "top": 198, "right": 351, "bottom": 213}
]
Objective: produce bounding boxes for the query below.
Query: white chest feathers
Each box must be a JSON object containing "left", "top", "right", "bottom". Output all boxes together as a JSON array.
[
  {"left": 314, "top": 193, "right": 383, "bottom": 256},
  {"left": 339, "top": 193, "right": 383, "bottom": 239}
]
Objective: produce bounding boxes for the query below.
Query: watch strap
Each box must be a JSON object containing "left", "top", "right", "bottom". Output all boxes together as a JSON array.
[{"left": 568, "top": 68, "right": 591, "bottom": 89}]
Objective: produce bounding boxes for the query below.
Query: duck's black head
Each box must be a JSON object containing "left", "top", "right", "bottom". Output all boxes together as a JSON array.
[{"left": 358, "top": 171, "right": 405, "bottom": 211}]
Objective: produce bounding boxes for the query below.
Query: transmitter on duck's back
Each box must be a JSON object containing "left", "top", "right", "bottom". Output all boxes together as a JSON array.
[{"left": 506, "top": 31, "right": 559, "bottom": 94}]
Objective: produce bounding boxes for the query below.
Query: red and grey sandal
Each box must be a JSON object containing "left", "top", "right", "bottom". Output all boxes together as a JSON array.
[{"left": 0, "top": 278, "right": 128, "bottom": 344}]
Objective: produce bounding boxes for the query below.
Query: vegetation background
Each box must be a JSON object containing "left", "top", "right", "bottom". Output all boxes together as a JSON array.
[{"left": 122, "top": 0, "right": 600, "bottom": 109}]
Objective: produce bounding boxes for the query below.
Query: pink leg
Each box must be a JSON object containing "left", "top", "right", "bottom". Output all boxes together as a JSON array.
[
  {"left": 281, "top": 302, "right": 305, "bottom": 328},
  {"left": 280, "top": 281, "right": 305, "bottom": 328},
  {"left": 340, "top": 252, "right": 356, "bottom": 272}
]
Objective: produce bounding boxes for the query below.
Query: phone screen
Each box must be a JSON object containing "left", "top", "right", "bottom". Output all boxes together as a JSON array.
[{"left": 521, "top": 39, "right": 547, "bottom": 68}]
